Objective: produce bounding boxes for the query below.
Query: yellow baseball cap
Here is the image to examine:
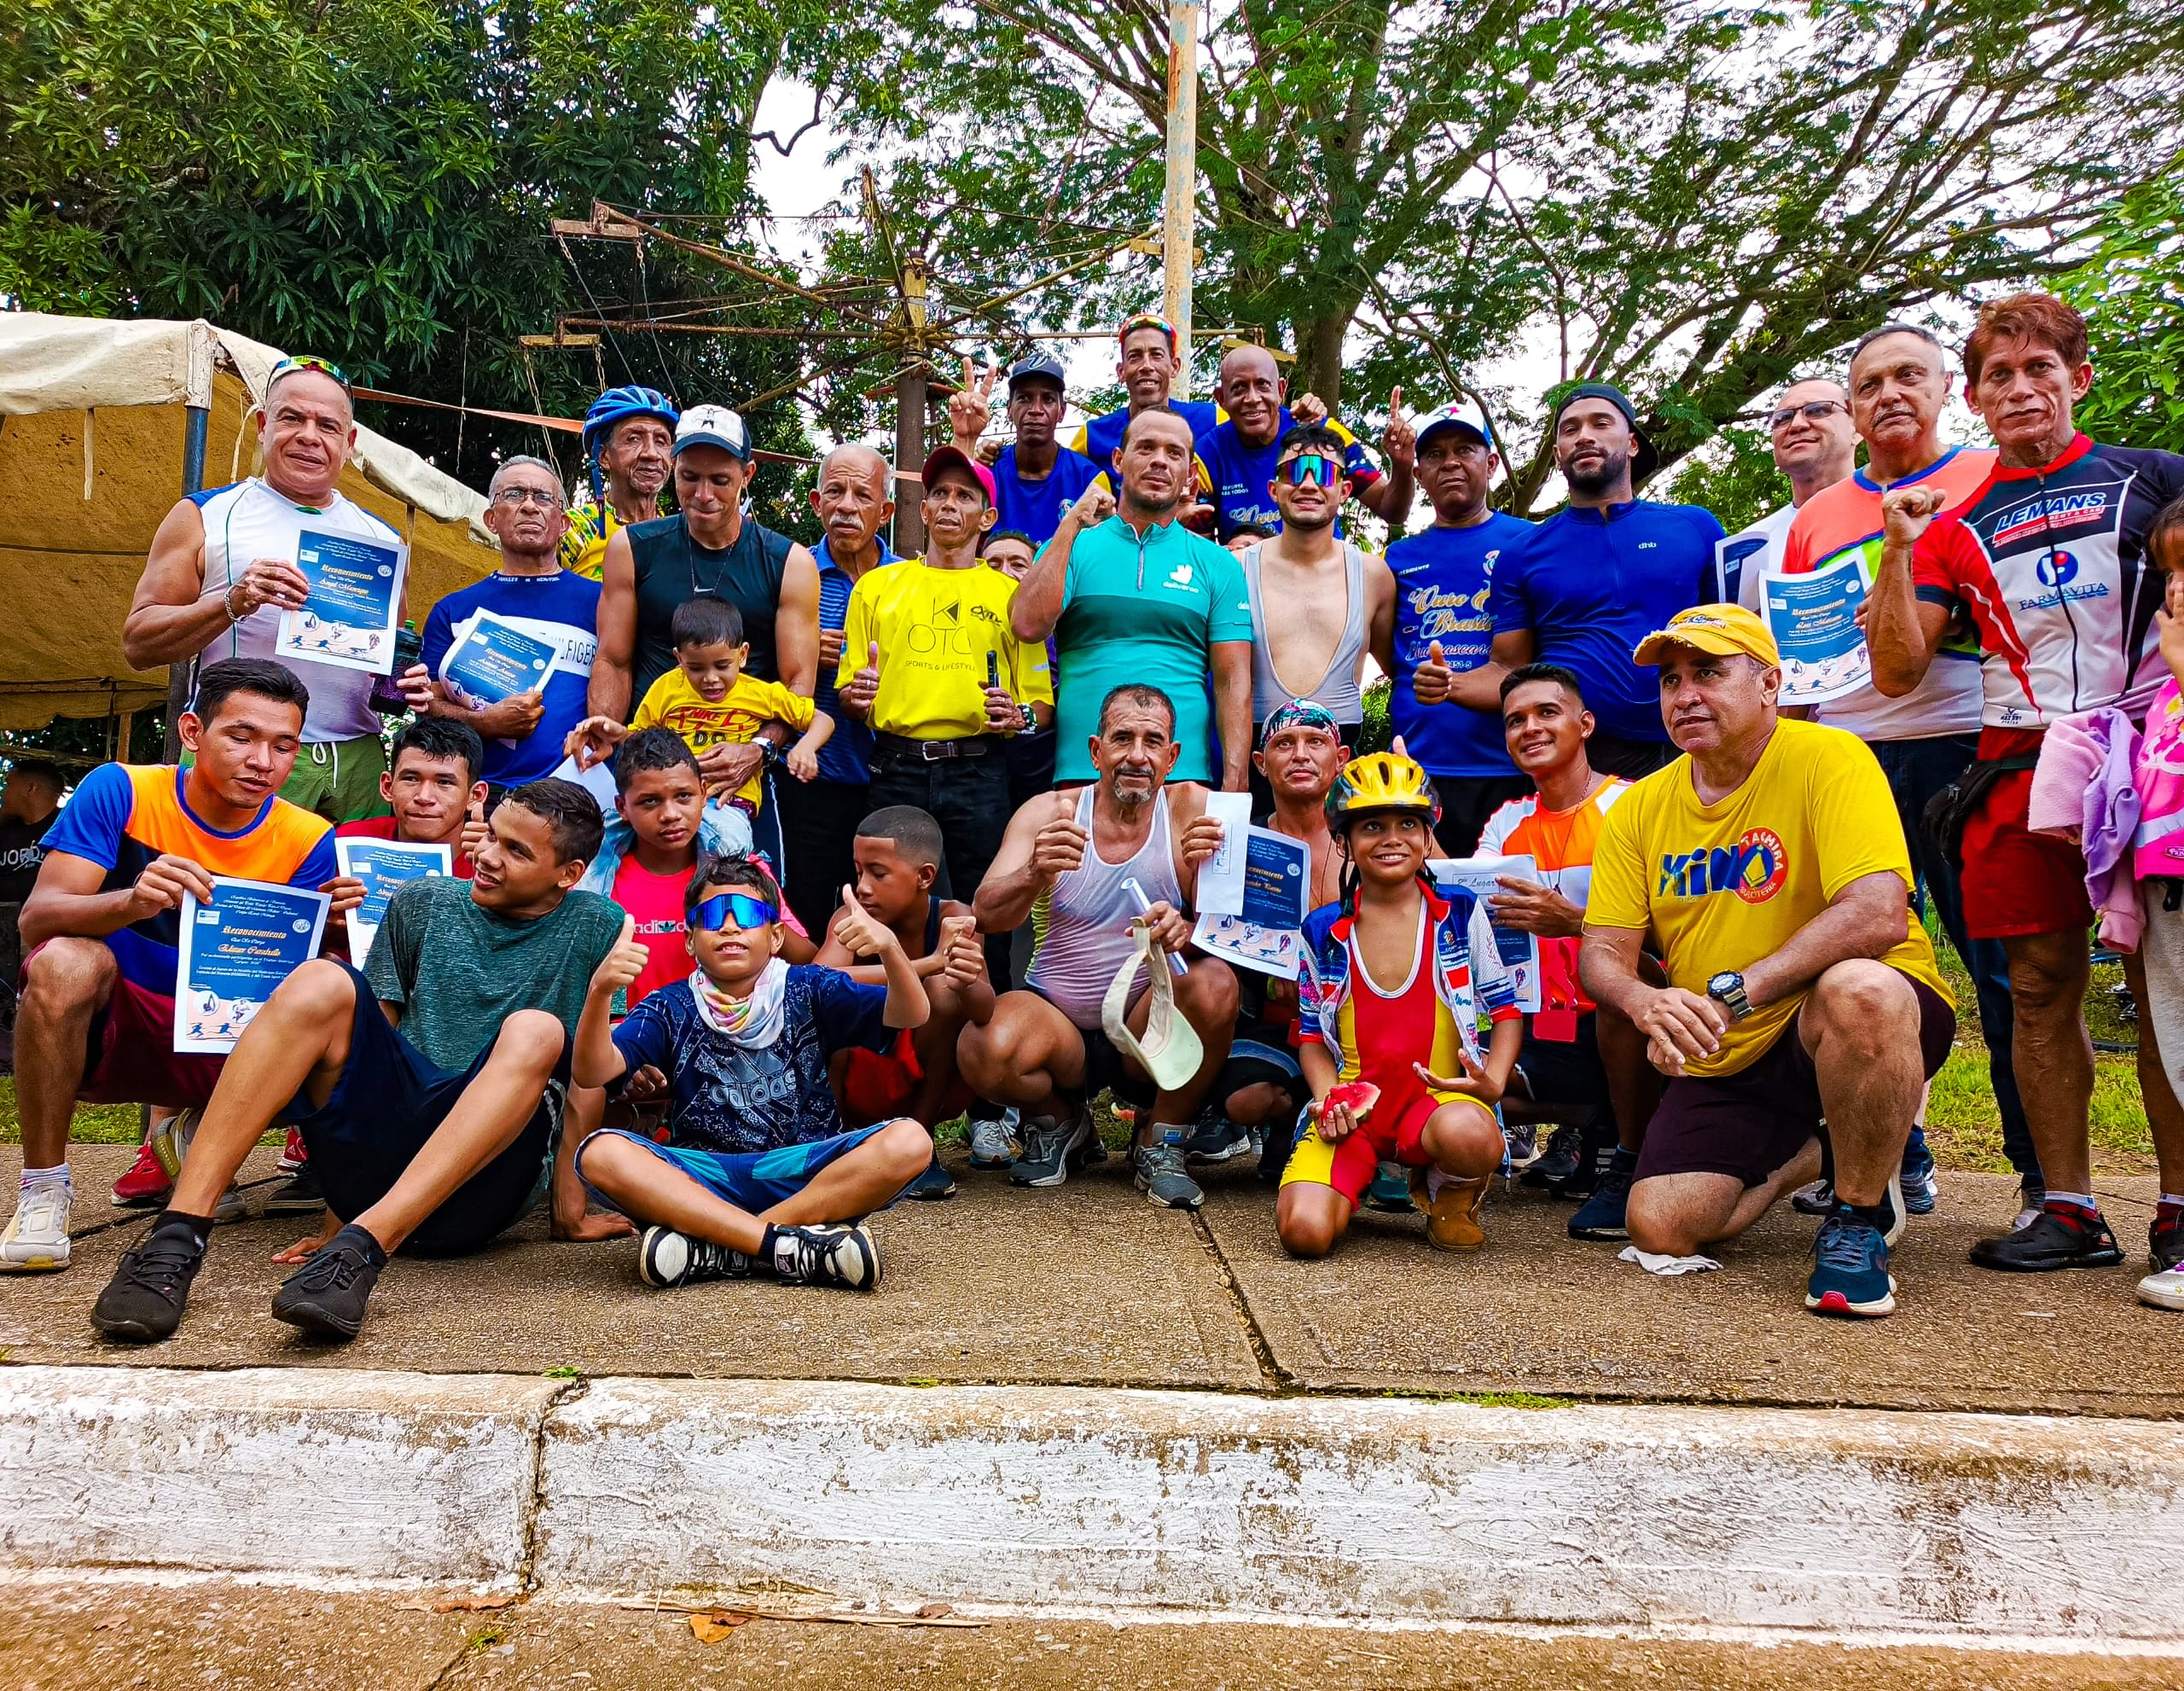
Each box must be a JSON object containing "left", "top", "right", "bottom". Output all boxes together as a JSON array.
[{"left": 1632, "top": 602, "right": 1780, "bottom": 667}]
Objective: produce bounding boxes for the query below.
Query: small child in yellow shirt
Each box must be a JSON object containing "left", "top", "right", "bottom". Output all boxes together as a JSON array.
[{"left": 566, "top": 597, "right": 831, "bottom": 816}]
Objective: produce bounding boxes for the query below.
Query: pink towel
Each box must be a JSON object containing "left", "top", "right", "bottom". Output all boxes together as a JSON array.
[{"left": 2028, "top": 714, "right": 2101, "bottom": 838}]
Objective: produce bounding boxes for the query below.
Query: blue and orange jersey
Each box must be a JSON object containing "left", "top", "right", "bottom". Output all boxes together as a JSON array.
[{"left": 39, "top": 764, "right": 337, "bottom": 997}]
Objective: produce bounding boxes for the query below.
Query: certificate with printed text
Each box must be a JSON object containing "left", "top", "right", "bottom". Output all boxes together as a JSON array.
[
  {"left": 174, "top": 878, "right": 331, "bottom": 1054},
  {"left": 334, "top": 837, "right": 452, "bottom": 968},
  {"left": 1761, "top": 556, "right": 1872, "bottom": 706},
  {"left": 276, "top": 529, "right": 405, "bottom": 675}
]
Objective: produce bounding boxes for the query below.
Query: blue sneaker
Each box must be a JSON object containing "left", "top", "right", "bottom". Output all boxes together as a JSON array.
[
  {"left": 1899, "top": 1128, "right": 1938, "bottom": 1216},
  {"left": 1568, "top": 1148, "right": 1635, "bottom": 1241},
  {"left": 904, "top": 1155, "right": 957, "bottom": 1201},
  {"left": 1806, "top": 1211, "right": 1897, "bottom": 1318}
]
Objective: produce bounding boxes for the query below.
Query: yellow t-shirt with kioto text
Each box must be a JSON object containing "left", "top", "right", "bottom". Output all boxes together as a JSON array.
[
  {"left": 834, "top": 558, "right": 1054, "bottom": 741},
  {"left": 1583, "top": 717, "right": 1949, "bottom": 1077},
  {"left": 631, "top": 668, "right": 815, "bottom": 811}
]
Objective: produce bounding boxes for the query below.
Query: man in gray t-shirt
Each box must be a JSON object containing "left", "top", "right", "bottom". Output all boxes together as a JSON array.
[{"left": 92, "top": 780, "right": 626, "bottom": 1347}]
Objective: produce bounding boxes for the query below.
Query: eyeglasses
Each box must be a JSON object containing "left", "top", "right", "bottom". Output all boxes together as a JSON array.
[
  {"left": 1766, "top": 399, "right": 1847, "bottom": 430},
  {"left": 492, "top": 486, "right": 564, "bottom": 508},
  {"left": 1278, "top": 453, "right": 1343, "bottom": 488},
  {"left": 267, "top": 355, "right": 354, "bottom": 398},
  {"left": 693, "top": 892, "right": 779, "bottom": 933}
]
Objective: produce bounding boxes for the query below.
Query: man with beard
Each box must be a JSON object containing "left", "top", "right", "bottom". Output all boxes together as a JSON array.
[
  {"left": 1191, "top": 345, "right": 1412, "bottom": 541},
  {"left": 1463, "top": 385, "right": 1724, "bottom": 780},
  {"left": 562, "top": 387, "right": 678, "bottom": 583},
  {"left": 1235, "top": 425, "right": 1396, "bottom": 811},
  {"left": 947, "top": 352, "right": 1103, "bottom": 549},
  {"left": 776, "top": 444, "right": 897, "bottom": 936},
  {"left": 960, "top": 685, "right": 1236, "bottom": 1209},
  {"left": 1011, "top": 406, "right": 1253, "bottom": 791},
  {"left": 1763, "top": 330, "right": 2028, "bottom": 1224}
]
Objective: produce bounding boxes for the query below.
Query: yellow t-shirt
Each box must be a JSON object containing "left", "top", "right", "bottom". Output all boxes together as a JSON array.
[
  {"left": 631, "top": 669, "right": 815, "bottom": 810},
  {"left": 1584, "top": 718, "right": 1949, "bottom": 1077},
  {"left": 834, "top": 559, "right": 1054, "bottom": 741},
  {"left": 558, "top": 501, "right": 621, "bottom": 583}
]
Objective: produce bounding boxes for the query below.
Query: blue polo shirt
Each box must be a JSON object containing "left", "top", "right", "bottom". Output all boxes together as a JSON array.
[
  {"left": 1192, "top": 411, "right": 1380, "bottom": 540},
  {"left": 1072, "top": 399, "right": 1221, "bottom": 487},
  {"left": 1386, "top": 514, "right": 1535, "bottom": 780},
  {"left": 1051, "top": 515, "right": 1252, "bottom": 783},
  {"left": 813, "top": 534, "right": 897, "bottom": 785},
  {"left": 992, "top": 444, "right": 1101, "bottom": 549},
  {"left": 1486, "top": 501, "right": 1725, "bottom": 742}
]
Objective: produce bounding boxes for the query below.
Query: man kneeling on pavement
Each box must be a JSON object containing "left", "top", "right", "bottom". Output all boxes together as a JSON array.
[{"left": 1579, "top": 605, "right": 1956, "bottom": 1317}]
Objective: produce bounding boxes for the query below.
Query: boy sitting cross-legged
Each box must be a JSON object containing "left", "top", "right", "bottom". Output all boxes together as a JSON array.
[
  {"left": 1278, "top": 753, "right": 1524, "bottom": 1258},
  {"left": 572, "top": 853, "right": 932, "bottom": 1291},
  {"left": 816, "top": 805, "right": 994, "bottom": 1201}
]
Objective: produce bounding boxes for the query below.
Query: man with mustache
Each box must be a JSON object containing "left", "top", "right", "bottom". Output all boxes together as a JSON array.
[
  {"left": 1449, "top": 385, "right": 1725, "bottom": 781},
  {"left": 1757, "top": 332, "right": 2030, "bottom": 1226},
  {"left": 960, "top": 685, "right": 1236, "bottom": 1210},
  {"left": 1011, "top": 406, "right": 1254, "bottom": 792},
  {"left": 1190, "top": 344, "right": 1411, "bottom": 542},
  {"left": 775, "top": 444, "right": 897, "bottom": 935},
  {"left": 1868, "top": 291, "right": 2184, "bottom": 1280}
]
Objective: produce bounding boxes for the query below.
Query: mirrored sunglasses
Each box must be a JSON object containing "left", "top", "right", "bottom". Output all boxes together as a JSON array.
[
  {"left": 268, "top": 354, "right": 354, "bottom": 398},
  {"left": 693, "top": 892, "right": 779, "bottom": 933},
  {"left": 1279, "top": 453, "right": 1342, "bottom": 488}
]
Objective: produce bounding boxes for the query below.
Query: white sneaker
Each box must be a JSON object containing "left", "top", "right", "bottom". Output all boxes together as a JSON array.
[
  {"left": 0, "top": 1183, "right": 73, "bottom": 1272},
  {"left": 2140, "top": 1264, "right": 2184, "bottom": 1311}
]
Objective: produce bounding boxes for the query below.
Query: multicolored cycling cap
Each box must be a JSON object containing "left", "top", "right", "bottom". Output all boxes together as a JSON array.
[{"left": 1260, "top": 697, "right": 1341, "bottom": 747}]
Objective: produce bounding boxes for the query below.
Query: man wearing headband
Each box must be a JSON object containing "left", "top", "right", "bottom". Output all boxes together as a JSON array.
[
  {"left": 1580, "top": 605, "right": 1955, "bottom": 1319},
  {"left": 1441, "top": 383, "right": 1725, "bottom": 782},
  {"left": 125, "top": 355, "right": 419, "bottom": 824},
  {"left": 1236, "top": 425, "right": 1397, "bottom": 813}
]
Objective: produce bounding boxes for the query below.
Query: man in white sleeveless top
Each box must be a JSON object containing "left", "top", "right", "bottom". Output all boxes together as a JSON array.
[
  {"left": 1239, "top": 425, "right": 1397, "bottom": 816},
  {"left": 125, "top": 357, "right": 418, "bottom": 824},
  {"left": 961, "top": 684, "right": 1237, "bottom": 1209}
]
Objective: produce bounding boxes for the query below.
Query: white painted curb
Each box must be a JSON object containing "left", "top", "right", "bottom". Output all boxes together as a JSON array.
[
  {"left": 0, "top": 1366, "right": 558, "bottom": 1584},
  {"left": 539, "top": 1382, "right": 2184, "bottom": 1640},
  {"left": 5, "top": 1368, "right": 2182, "bottom": 1642}
]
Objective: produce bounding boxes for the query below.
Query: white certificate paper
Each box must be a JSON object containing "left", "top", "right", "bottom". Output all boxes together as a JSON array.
[
  {"left": 1426, "top": 853, "right": 1543, "bottom": 1014},
  {"left": 335, "top": 837, "right": 452, "bottom": 968},
  {"left": 275, "top": 528, "right": 406, "bottom": 675},
  {"left": 1760, "top": 555, "right": 1872, "bottom": 706},
  {"left": 175, "top": 877, "right": 331, "bottom": 1053}
]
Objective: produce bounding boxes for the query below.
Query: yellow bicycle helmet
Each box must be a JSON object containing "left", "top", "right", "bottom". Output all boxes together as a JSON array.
[{"left": 1325, "top": 751, "right": 1442, "bottom": 830}]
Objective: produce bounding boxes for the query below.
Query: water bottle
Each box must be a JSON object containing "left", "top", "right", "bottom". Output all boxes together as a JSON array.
[{"left": 369, "top": 621, "right": 424, "bottom": 717}]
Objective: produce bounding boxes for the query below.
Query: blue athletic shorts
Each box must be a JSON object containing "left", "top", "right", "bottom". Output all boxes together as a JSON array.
[
  {"left": 283, "top": 961, "right": 566, "bottom": 1258},
  {"left": 575, "top": 1123, "right": 897, "bottom": 1218}
]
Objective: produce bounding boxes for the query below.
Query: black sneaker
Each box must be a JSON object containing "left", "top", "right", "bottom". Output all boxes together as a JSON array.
[
  {"left": 636, "top": 1224, "right": 755, "bottom": 1287},
  {"left": 1968, "top": 1205, "right": 2124, "bottom": 1273},
  {"left": 1522, "top": 1124, "right": 1581, "bottom": 1189},
  {"left": 1552, "top": 1130, "right": 1616, "bottom": 1201},
  {"left": 269, "top": 1224, "right": 386, "bottom": 1339},
  {"left": 1182, "top": 1109, "right": 1252, "bottom": 1165},
  {"left": 1568, "top": 1148, "right": 1636, "bottom": 1241},
  {"left": 1791, "top": 1178, "right": 1836, "bottom": 1216},
  {"left": 91, "top": 1219, "right": 207, "bottom": 1343},
  {"left": 771, "top": 1223, "right": 882, "bottom": 1291},
  {"left": 904, "top": 1156, "right": 958, "bottom": 1201},
  {"left": 262, "top": 1162, "right": 327, "bottom": 1217},
  {"left": 2150, "top": 1211, "right": 2184, "bottom": 1274}
]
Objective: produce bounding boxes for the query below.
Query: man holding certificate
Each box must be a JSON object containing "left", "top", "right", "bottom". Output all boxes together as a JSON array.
[
  {"left": 419, "top": 456, "right": 601, "bottom": 795},
  {"left": 3, "top": 662, "right": 351, "bottom": 1274},
  {"left": 123, "top": 356, "right": 415, "bottom": 824}
]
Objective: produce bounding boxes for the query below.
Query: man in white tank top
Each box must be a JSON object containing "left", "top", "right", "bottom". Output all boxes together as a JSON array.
[
  {"left": 123, "top": 358, "right": 426, "bottom": 823},
  {"left": 960, "top": 684, "right": 1238, "bottom": 1209}
]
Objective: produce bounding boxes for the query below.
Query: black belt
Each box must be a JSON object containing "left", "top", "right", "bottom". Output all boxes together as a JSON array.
[{"left": 873, "top": 731, "right": 993, "bottom": 762}]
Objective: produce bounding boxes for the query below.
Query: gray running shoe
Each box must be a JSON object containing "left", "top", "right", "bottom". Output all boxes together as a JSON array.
[
  {"left": 1134, "top": 1136, "right": 1205, "bottom": 1210},
  {"left": 967, "top": 1110, "right": 1022, "bottom": 1170},
  {"left": 1502, "top": 1122, "right": 1541, "bottom": 1171},
  {"left": 1010, "top": 1109, "right": 1094, "bottom": 1188}
]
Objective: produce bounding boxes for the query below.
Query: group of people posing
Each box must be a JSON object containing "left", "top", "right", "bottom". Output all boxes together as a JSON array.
[{"left": 4, "top": 288, "right": 2182, "bottom": 1346}]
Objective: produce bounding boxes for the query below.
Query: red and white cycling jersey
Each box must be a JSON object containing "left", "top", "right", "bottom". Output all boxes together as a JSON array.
[{"left": 1913, "top": 434, "right": 2184, "bottom": 730}]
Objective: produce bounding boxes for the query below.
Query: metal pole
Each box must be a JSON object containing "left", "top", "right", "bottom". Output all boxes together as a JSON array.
[
  {"left": 164, "top": 404, "right": 212, "bottom": 760},
  {"left": 1162, "top": 2, "right": 1202, "bottom": 400}
]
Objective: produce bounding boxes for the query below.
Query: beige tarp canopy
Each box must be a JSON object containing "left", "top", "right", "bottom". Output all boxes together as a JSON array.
[{"left": 0, "top": 312, "right": 500, "bottom": 731}]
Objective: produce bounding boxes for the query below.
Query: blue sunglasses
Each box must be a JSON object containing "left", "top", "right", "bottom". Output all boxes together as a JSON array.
[
  {"left": 1279, "top": 452, "right": 1342, "bottom": 488},
  {"left": 693, "top": 892, "right": 779, "bottom": 933}
]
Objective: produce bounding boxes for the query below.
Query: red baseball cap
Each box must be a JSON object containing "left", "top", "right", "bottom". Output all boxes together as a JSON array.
[{"left": 921, "top": 444, "right": 996, "bottom": 508}]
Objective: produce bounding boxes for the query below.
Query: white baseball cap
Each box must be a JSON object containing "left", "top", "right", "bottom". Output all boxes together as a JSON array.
[
  {"left": 674, "top": 404, "right": 752, "bottom": 461},
  {"left": 1101, "top": 922, "right": 1203, "bottom": 1093}
]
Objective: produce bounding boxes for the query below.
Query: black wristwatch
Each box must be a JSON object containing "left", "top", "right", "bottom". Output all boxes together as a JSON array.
[
  {"left": 760, "top": 737, "right": 786, "bottom": 769},
  {"left": 1705, "top": 971, "right": 1752, "bottom": 1021}
]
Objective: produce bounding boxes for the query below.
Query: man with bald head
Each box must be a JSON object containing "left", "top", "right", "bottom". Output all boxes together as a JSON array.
[
  {"left": 125, "top": 357, "right": 410, "bottom": 823},
  {"left": 777, "top": 441, "right": 897, "bottom": 934},
  {"left": 1192, "top": 344, "right": 1413, "bottom": 541},
  {"left": 1713, "top": 377, "right": 1856, "bottom": 604},
  {"left": 1772, "top": 325, "right": 2032, "bottom": 1219}
]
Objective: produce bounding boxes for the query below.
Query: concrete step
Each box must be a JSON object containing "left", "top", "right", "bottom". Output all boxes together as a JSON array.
[
  {"left": 9, "top": 1580, "right": 2183, "bottom": 1690},
  {"left": 5, "top": 1364, "right": 2181, "bottom": 1646}
]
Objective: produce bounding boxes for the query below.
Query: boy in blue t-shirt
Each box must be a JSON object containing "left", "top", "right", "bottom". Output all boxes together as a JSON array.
[{"left": 571, "top": 852, "right": 931, "bottom": 1290}]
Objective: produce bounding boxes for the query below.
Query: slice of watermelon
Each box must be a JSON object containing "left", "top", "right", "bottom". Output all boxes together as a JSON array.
[{"left": 1311, "top": 1080, "right": 1380, "bottom": 1130}]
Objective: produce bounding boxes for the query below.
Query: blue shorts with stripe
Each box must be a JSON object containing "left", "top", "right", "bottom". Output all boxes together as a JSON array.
[{"left": 576, "top": 1123, "right": 896, "bottom": 1217}]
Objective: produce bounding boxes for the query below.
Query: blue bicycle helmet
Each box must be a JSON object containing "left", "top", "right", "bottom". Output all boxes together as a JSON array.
[{"left": 582, "top": 386, "right": 680, "bottom": 456}]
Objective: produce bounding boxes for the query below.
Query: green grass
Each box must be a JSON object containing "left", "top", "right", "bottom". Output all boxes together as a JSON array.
[
  {"left": 1381, "top": 1388, "right": 1572, "bottom": 1409},
  {"left": 0, "top": 1078, "right": 142, "bottom": 1146},
  {"left": 1922, "top": 924, "right": 2154, "bottom": 1177}
]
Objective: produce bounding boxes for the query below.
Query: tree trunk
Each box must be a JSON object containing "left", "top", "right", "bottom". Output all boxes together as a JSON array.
[{"left": 1294, "top": 310, "right": 1354, "bottom": 411}]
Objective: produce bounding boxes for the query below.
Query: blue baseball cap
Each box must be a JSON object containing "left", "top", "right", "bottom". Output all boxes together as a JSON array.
[{"left": 1008, "top": 350, "right": 1068, "bottom": 394}]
